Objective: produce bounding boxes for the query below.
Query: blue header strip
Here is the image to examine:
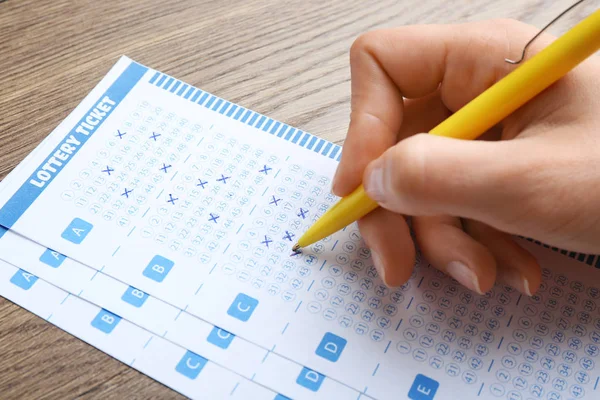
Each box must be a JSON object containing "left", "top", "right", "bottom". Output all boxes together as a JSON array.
[
  {"left": 0, "top": 61, "right": 148, "bottom": 231},
  {"left": 148, "top": 71, "right": 343, "bottom": 161}
]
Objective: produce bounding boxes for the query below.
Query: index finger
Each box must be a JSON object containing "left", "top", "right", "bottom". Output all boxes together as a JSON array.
[{"left": 332, "top": 19, "right": 545, "bottom": 197}]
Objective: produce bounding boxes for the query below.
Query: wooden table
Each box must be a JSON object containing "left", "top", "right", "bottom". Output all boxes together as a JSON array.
[{"left": 0, "top": 0, "right": 595, "bottom": 397}]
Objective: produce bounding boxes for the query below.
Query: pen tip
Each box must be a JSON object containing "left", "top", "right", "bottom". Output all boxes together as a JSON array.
[{"left": 289, "top": 244, "right": 302, "bottom": 257}]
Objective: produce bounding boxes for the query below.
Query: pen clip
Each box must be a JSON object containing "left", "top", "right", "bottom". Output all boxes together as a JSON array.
[{"left": 505, "top": 0, "right": 587, "bottom": 64}]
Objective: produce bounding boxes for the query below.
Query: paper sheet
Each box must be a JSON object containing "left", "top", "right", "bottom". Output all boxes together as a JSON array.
[{"left": 1, "top": 56, "right": 599, "bottom": 400}]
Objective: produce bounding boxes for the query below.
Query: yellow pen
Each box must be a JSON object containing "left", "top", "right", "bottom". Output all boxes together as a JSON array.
[{"left": 293, "top": 7, "right": 600, "bottom": 252}]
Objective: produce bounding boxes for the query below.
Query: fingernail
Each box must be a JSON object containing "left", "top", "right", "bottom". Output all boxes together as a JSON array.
[
  {"left": 524, "top": 279, "right": 533, "bottom": 296},
  {"left": 371, "top": 251, "right": 386, "bottom": 284},
  {"left": 446, "top": 261, "right": 482, "bottom": 294},
  {"left": 364, "top": 159, "right": 385, "bottom": 202},
  {"left": 331, "top": 178, "right": 339, "bottom": 196},
  {"left": 500, "top": 268, "right": 532, "bottom": 296}
]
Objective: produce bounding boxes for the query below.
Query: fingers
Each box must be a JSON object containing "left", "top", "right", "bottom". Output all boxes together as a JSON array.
[
  {"left": 397, "top": 92, "right": 452, "bottom": 141},
  {"left": 414, "top": 217, "right": 541, "bottom": 295},
  {"left": 333, "top": 92, "right": 450, "bottom": 196},
  {"left": 412, "top": 216, "right": 496, "bottom": 295},
  {"left": 331, "top": 37, "right": 403, "bottom": 197},
  {"left": 463, "top": 220, "right": 541, "bottom": 296},
  {"left": 363, "top": 133, "right": 552, "bottom": 236},
  {"left": 357, "top": 207, "right": 416, "bottom": 287},
  {"left": 332, "top": 18, "right": 547, "bottom": 196}
]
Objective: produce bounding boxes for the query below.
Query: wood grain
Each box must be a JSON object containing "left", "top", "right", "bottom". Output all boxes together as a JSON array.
[{"left": 0, "top": 0, "right": 596, "bottom": 398}]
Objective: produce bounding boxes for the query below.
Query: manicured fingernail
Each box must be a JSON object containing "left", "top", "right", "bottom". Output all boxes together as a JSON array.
[
  {"left": 446, "top": 261, "right": 482, "bottom": 294},
  {"left": 364, "top": 159, "right": 385, "bottom": 202},
  {"left": 331, "top": 173, "right": 339, "bottom": 194},
  {"left": 523, "top": 278, "right": 533, "bottom": 296},
  {"left": 371, "top": 251, "right": 386, "bottom": 284},
  {"left": 500, "top": 268, "right": 532, "bottom": 296}
]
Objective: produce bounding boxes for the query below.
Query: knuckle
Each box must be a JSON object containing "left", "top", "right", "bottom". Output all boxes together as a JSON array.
[{"left": 349, "top": 30, "right": 380, "bottom": 63}]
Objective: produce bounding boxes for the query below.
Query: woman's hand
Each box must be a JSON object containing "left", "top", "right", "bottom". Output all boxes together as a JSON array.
[{"left": 332, "top": 19, "right": 600, "bottom": 296}]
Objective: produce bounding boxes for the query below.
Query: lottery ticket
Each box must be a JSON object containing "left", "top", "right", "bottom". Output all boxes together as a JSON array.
[{"left": 1, "top": 56, "right": 600, "bottom": 400}]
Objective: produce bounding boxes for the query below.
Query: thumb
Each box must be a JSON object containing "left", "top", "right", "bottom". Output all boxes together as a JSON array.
[{"left": 362, "top": 133, "right": 549, "bottom": 233}]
